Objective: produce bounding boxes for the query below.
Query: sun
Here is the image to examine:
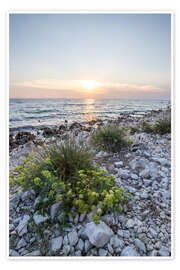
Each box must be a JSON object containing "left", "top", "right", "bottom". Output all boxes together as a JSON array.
[{"left": 80, "top": 80, "right": 101, "bottom": 90}]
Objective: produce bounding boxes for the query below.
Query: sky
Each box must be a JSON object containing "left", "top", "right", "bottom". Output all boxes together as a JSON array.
[{"left": 9, "top": 13, "right": 171, "bottom": 99}]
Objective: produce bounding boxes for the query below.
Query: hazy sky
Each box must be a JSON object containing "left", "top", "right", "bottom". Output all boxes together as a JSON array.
[{"left": 9, "top": 13, "right": 171, "bottom": 99}]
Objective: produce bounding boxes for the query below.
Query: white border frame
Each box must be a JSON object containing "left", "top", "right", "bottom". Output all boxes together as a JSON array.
[{"left": 7, "top": 10, "right": 174, "bottom": 261}]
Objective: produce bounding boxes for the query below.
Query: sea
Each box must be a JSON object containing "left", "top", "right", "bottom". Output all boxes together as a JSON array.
[{"left": 9, "top": 98, "right": 170, "bottom": 131}]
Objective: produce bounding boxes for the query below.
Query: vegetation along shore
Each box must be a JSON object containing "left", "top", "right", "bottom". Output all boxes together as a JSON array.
[{"left": 9, "top": 107, "right": 171, "bottom": 257}]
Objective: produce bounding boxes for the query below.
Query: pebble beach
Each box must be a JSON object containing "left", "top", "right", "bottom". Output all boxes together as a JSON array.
[{"left": 9, "top": 107, "right": 172, "bottom": 257}]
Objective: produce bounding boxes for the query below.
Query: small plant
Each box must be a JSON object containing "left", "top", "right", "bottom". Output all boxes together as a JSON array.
[
  {"left": 153, "top": 119, "right": 171, "bottom": 135},
  {"left": 142, "top": 121, "right": 154, "bottom": 133},
  {"left": 91, "top": 124, "right": 132, "bottom": 152},
  {"left": 130, "top": 126, "right": 139, "bottom": 135},
  {"left": 10, "top": 138, "right": 131, "bottom": 225},
  {"left": 142, "top": 119, "right": 171, "bottom": 135}
]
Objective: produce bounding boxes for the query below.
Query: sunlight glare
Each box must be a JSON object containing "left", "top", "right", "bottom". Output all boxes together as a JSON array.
[{"left": 80, "top": 80, "right": 101, "bottom": 90}]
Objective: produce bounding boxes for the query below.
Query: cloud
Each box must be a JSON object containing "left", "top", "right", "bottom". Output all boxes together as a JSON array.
[
  {"left": 10, "top": 79, "right": 169, "bottom": 99},
  {"left": 13, "top": 79, "right": 161, "bottom": 92}
]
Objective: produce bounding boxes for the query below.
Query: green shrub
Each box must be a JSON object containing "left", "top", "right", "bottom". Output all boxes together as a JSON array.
[
  {"left": 42, "top": 138, "right": 93, "bottom": 181},
  {"left": 10, "top": 138, "right": 131, "bottom": 225},
  {"left": 142, "top": 121, "right": 154, "bottom": 133},
  {"left": 153, "top": 119, "right": 171, "bottom": 135},
  {"left": 91, "top": 124, "right": 132, "bottom": 152},
  {"left": 130, "top": 126, "right": 139, "bottom": 135},
  {"left": 142, "top": 119, "right": 171, "bottom": 135}
]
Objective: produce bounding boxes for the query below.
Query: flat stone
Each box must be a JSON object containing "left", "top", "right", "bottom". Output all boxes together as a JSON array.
[
  {"left": 33, "top": 213, "right": 49, "bottom": 225},
  {"left": 76, "top": 239, "right": 84, "bottom": 251},
  {"left": 98, "top": 248, "right": 108, "bottom": 256},
  {"left": 126, "top": 219, "right": 135, "bottom": 228},
  {"left": 114, "top": 161, "right": 123, "bottom": 168},
  {"left": 21, "top": 190, "right": 35, "bottom": 201},
  {"left": 84, "top": 221, "right": 114, "bottom": 248},
  {"left": 110, "top": 236, "right": 124, "bottom": 248},
  {"left": 79, "top": 213, "right": 86, "bottom": 222},
  {"left": 9, "top": 224, "right": 15, "bottom": 232},
  {"left": 118, "top": 169, "right": 129, "bottom": 179},
  {"left": 134, "top": 239, "right": 146, "bottom": 253},
  {"left": 139, "top": 168, "right": 151, "bottom": 178},
  {"left": 73, "top": 214, "right": 79, "bottom": 224},
  {"left": 121, "top": 245, "right": 140, "bottom": 256},
  {"left": 16, "top": 238, "right": 27, "bottom": 250},
  {"left": 62, "top": 245, "right": 70, "bottom": 255},
  {"left": 50, "top": 236, "right": 63, "bottom": 254},
  {"left": 16, "top": 215, "right": 30, "bottom": 236},
  {"left": 149, "top": 227, "right": 158, "bottom": 238},
  {"left": 50, "top": 202, "right": 62, "bottom": 219},
  {"left": 25, "top": 250, "right": 41, "bottom": 256},
  {"left": 75, "top": 250, "right": 81, "bottom": 256},
  {"left": 84, "top": 240, "right": 93, "bottom": 252},
  {"left": 149, "top": 249, "right": 158, "bottom": 256},
  {"left": 131, "top": 173, "right": 138, "bottom": 180},
  {"left": 68, "top": 230, "right": 78, "bottom": 246},
  {"left": 63, "top": 235, "right": 69, "bottom": 245},
  {"left": 107, "top": 243, "right": 114, "bottom": 254},
  {"left": 10, "top": 194, "right": 20, "bottom": 209},
  {"left": 9, "top": 249, "right": 20, "bottom": 256},
  {"left": 158, "top": 246, "right": 170, "bottom": 256},
  {"left": 158, "top": 158, "right": 169, "bottom": 166}
]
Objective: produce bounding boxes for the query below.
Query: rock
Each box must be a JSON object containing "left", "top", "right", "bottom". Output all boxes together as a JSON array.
[
  {"left": 21, "top": 190, "right": 35, "bottom": 201},
  {"left": 129, "top": 158, "right": 148, "bottom": 170},
  {"left": 131, "top": 173, "right": 138, "bottom": 180},
  {"left": 33, "top": 213, "right": 49, "bottom": 225},
  {"left": 16, "top": 238, "right": 27, "bottom": 250},
  {"left": 158, "top": 246, "right": 170, "bottom": 256},
  {"left": 26, "top": 250, "right": 41, "bottom": 256},
  {"left": 16, "top": 215, "right": 30, "bottom": 236},
  {"left": 158, "top": 158, "right": 169, "bottom": 166},
  {"left": 57, "top": 212, "right": 65, "bottom": 223},
  {"left": 76, "top": 239, "right": 84, "bottom": 251},
  {"left": 79, "top": 213, "right": 86, "bottom": 223},
  {"left": 68, "top": 230, "right": 78, "bottom": 246},
  {"left": 101, "top": 214, "right": 115, "bottom": 226},
  {"left": 107, "top": 243, "right": 114, "bottom": 254},
  {"left": 110, "top": 236, "right": 124, "bottom": 248},
  {"left": 9, "top": 249, "right": 20, "bottom": 256},
  {"left": 149, "top": 250, "right": 158, "bottom": 256},
  {"left": 149, "top": 227, "right": 158, "bottom": 238},
  {"left": 114, "top": 161, "right": 123, "bottom": 168},
  {"left": 121, "top": 245, "right": 140, "bottom": 256},
  {"left": 126, "top": 219, "right": 135, "bottom": 228},
  {"left": 73, "top": 214, "right": 79, "bottom": 224},
  {"left": 84, "top": 221, "right": 114, "bottom": 248},
  {"left": 143, "top": 179, "right": 152, "bottom": 187},
  {"left": 9, "top": 224, "right": 15, "bottom": 232},
  {"left": 74, "top": 250, "right": 81, "bottom": 256},
  {"left": 134, "top": 239, "right": 146, "bottom": 253},
  {"left": 63, "top": 235, "right": 69, "bottom": 245},
  {"left": 10, "top": 194, "right": 20, "bottom": 209},
  {"left": 62, "top": 245, "right": 70, "bottom": 255},
  {"left": 118, "top": 169, "right": 129, "bottom": 179},
  {"left": 98, "top": 248, "right": 108, "bottom": 256},
  {"left": 50, "top": 236, "right": 63, "bottom": 254},
  {"left": 50, "top": 202, "right": 62, "bottom": 219},
  {"left": 84, "top": 240, "right": 93, "bottom": 252},
  {"left": 139, "top": 168, "right": 151, "bottom": 178},
  {"left": 127, "top": 187, "right": 136, "bottom": 194}
]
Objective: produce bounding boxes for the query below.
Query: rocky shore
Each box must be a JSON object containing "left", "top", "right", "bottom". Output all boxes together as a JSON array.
[{"left": 9, "top": 108, "right": 171, "bottom": 257}]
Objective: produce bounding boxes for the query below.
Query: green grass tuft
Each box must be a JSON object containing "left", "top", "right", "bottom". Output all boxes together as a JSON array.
[{"left": 91, "top": 124, "right": 132, "bottom": 152}]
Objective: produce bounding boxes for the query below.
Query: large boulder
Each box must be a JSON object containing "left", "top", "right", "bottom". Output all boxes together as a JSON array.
[{"left": 84, "top": 221, "right": 114, "bottom": 248}]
